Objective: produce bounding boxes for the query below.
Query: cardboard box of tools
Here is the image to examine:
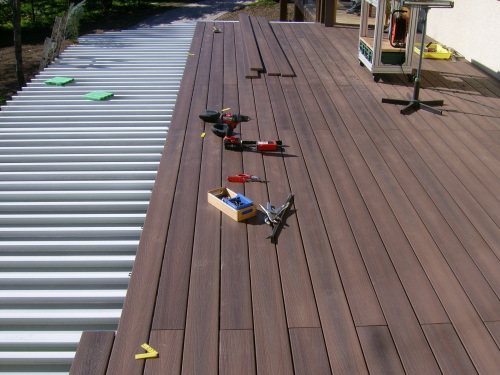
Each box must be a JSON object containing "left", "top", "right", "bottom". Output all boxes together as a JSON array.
[{"left": 208, "top": 187, "right": 257, "bottom": 221}]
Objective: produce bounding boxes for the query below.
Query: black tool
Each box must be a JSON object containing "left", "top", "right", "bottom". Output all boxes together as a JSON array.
[{"left": 260, "top": 194, "right": 294, "bottom": 243}]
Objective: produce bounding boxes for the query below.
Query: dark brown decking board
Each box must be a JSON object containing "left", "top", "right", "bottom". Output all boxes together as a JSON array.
[
  {"left": 244, "top": 80, "right": 296, "bottom": 375},
  {"left": 222, "top": 22, "right": 238, "bottom": 85},
  {"left": 320, "top": 25, "right": 500, "bottom": 298},
  {"left": 219, "top": 23, "right": 254, "bottom": 331},
  {"left": 369, "top": 76, "right": 500, "bottom": 256},
  {"left": 151, "top": 81, "right": 210, "bottom": 329},
  {"left": 422, "top": 70, "right": 500, "bottom": 170},
  {"left": 416, "top": 75, "right": 500, "bottom": 197},
  {"left": 239, "top": 14, "right": 264, "bottom": 73},
  {"left": 419, "top": 68, "right": 500, "bottom": 132},
  {"left": 289, "top": 328, "right": 332, "bottom": 375},
  {"left": 180, "top": 21, "right": 225, "bottom": 374},
  {"left": 381, "top": 75, "right": 500, "bottom": 245},
  {"left": 104, "top": 22, "right": 207, "bottom": 375},
  {"left": 70, "top": 331, "right": 114, "bottom": 375},
  {"left": 330, "top": 81, "right": 500, "bottom": 316},
  {"left": 219, "top": 330, "right": 256, "bottom": 375},
  {"left": 143, "top": 330, "right": 183, "bottom": 374},
  {"left": 150, "top": 21, "right": 220, "bottom": 331},
  {"left": 315, "top": 24, "right": 500, "bottom": 373},
  {"left": 250, "top": 16, "right": 280, "bottom": 75},
  {"left": 261, "top": 77, "right": 369, "bottom": 374},
  {"left": 423, "top": 55, "right": 500, "bottom": 117},
  {"left": 335, "top": 24, "right": 500, "bottom": 295},
  {"left": 346, "top": 70, "right": 500, "bottom": 292},
  {"left": 277, "top": 24, "right": 324, "bottom": 87},
  {"left": 484, "top": 321, "right": 500, "bottom": 348},
  {"left": 256, "top": 17, "right": 296, "bottom": 77},
  {"left": 356, "top": 326, "right": 406, "bottom": 375},
  {"left": 278, "top": 26, "right": 444, "bottom": 374},
  {"left": 395, "top": 64, "right": 500, "bottom": 181},
  {"left": 249, "top": 77, "right": 320, "bottom": 330},
  {"left": 94, "top": 21, "right": 500, "bottom": 375},
  {"left": 422, "top": 324, "right": 478, "bottom": 375},
  {"left": 255, "top": 87, "right": 365, "bottom": 374},
  {"left": 243, "top": 121, "right": 321, "bottom": 328},
  {"left": 219, "top": 35, "right": 253, "bottom": 331},
  {"left": 236, "top": 17, "right": 260, "bottom": 79},
  {"left": 283, "top": 86, "right": 388, "bottom": 327},
  {"left": 332, "top": 26, "right": 498, "bottom": 179},
  {"left": 284, "top": 24, "right": 449, "bottom": 326}
]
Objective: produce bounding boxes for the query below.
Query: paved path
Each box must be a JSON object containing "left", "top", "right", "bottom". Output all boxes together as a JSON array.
[{"left": 136, "top": 0, "right": 253, "bottom": 27}]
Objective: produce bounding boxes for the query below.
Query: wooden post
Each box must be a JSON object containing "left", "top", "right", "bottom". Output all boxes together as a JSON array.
[
  {"left": 317, "top": 0, "right": 324, "bottom": 23},
  {"left": 39, "top": 13, "right": 68, "bottom": 70},
  {"left": 280, "top": 0, "right": 288, "bottom": 21},
  {"left": 324, "top": 0, "right": 336, "bottom": 27},
  {"left": 333, "top": 0, "right": 338, "bottom": 25},
  {"left": 294, "top": 4, "right": 305, "bottom": 21}
]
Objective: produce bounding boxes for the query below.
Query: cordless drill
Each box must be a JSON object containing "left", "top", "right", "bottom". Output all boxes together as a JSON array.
[{"left": 199, "top": 110, "right": 251, "bottom": 137}]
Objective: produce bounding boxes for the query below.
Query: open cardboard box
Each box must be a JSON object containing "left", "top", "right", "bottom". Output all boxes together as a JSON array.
[{"left": 208, "top": 187, "right": 257, "bottom": 221}]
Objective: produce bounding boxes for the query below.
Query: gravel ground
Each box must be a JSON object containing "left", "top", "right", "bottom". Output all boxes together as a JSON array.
[
  {"left": 216, "top": 2, "right": 295, "bottom": 21},
  {"left": 137, "top": 0, "right": 255, "bottom": 27},
  {"left": 137, "top": 0, "right": 295, "bottom": 27}
]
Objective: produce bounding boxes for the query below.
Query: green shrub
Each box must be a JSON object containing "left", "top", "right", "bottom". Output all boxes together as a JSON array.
[{"left": 66, "top": 0, "right": 85, "bottom": 40}]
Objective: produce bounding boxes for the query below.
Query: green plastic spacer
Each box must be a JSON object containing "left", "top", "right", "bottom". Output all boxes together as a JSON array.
[
  {"left": 44, "top": 77, "right": 75, "bottom": 86},
  {"left": 83, "top": 91, "right": 114, "bottom": 101}
]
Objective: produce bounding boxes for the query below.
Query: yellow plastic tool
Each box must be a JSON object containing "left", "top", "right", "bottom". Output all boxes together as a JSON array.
[{"left": 135, "top": 343, "right": 159, "bottom": 360}]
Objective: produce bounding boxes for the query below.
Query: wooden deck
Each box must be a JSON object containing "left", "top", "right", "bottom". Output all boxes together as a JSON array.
[{"left": 74, "top": 20, "right": 500, "bottom": 375}]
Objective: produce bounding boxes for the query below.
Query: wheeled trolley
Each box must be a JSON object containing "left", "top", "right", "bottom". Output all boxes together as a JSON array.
[{"left": 358, "top": 0, "right": 419, "bottom": 82}]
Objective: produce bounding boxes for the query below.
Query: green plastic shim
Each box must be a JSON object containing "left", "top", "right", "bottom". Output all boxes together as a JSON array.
[
  {"left": 83, "top": 91, "right": 114, "bottom": 101},
  {"left": 45, "top": 77, "right": 75, "bottom": 86}
]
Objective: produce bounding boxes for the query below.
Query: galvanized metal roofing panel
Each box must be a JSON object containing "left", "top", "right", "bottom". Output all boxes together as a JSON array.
[{"left": 0, "top": 22, "right": 196, "bottom": 374}]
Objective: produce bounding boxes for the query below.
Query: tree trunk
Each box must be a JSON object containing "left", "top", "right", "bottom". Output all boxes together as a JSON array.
[
  {"left": 30, "top": 0, "right": 37, "bottom": 24},
  {"left": 12, "top": 0, "right": 26, "bottom": 88}
]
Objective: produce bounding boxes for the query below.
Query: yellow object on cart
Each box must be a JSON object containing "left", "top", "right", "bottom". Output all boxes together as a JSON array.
[{"left": 414, "top": 43, "right": 452, "bottom": 59}]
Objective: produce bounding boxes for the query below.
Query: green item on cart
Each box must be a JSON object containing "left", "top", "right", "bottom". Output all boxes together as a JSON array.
[
  {"left": 45, "top": 77, "right": 75, "bottom": 86},
  {"left": 83, "top": 91, "right": 114, "bottom": 101}
]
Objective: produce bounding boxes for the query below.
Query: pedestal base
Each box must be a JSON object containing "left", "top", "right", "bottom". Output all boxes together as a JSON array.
[{"left": 382, "top": 98, "right": 444, "bottom": 115}]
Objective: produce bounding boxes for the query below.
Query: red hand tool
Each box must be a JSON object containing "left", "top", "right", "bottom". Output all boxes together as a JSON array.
[
  {"left": 223, "top": 136, "right": 282, "bottom": 151},
  {"left": 227, "top": 174, "right": 268, "bottom": 183}
]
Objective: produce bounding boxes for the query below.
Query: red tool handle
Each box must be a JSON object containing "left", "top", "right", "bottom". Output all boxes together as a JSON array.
[
  {"left": 256, "top": 141, "right": 280, "bottom": 151},
  {"left": 227, "top": 174, "right": 250, "bottom": 183}
]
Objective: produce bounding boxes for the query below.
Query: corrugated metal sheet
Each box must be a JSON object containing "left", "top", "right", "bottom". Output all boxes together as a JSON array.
[{"left": 0, "top": 22, "right": 196, "bottom": 374}]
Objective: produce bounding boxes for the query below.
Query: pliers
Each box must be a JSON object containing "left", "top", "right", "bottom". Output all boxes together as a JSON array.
[
  {"left": 227, "top": 174, "right": 269, "bottom": 183},
  {"left": 260, "top": 194, "right": 294, "bottom": 243}
]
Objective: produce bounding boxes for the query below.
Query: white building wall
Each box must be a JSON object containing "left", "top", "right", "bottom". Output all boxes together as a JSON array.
[{"left": 426, "top": 0, "right": 500, "bottom": 79}]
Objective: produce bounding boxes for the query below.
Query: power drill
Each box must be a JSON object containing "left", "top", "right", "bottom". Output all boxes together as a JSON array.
[
  {"left": 199, "top": 110, "right": 251, "bottom": 137},
  {"left": 223, "top": 136, "right": 283, "bottom": 151}
]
